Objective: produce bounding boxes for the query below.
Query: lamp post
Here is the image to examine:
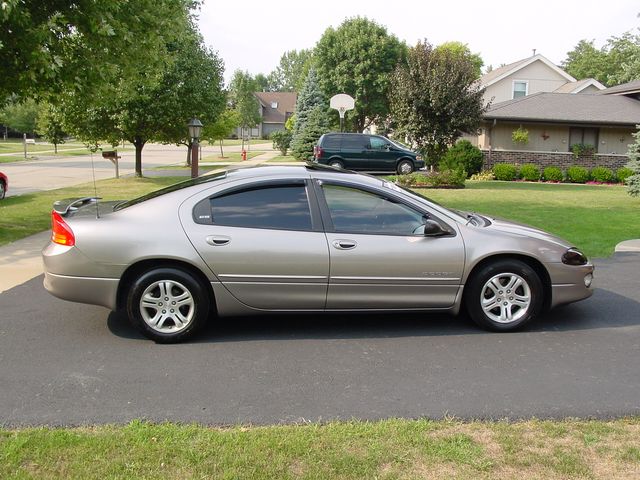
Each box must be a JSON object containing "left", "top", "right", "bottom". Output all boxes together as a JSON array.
[{"left": 188, "top": 118, "right": 203, "bottom": 179}]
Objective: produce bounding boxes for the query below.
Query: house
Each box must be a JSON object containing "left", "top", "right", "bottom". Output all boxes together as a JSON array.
[
  {"left": 465, "top": 54, "right": 637, "bottom": 170},
  {"left": 236, "top": 92, "right": 297, "bottom": 139},
  {"left": 478, "top": 92, "right": 640, "bottom": 170},
  {"left": 479, "top": 53, "right": 605, "bottom": 105}
]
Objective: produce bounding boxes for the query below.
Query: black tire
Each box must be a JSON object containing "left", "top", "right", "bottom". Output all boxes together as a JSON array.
[
  {"left": 0, "top": 180, "right": 5, "bottom": 200},
  {"left": 126, "top": 267, "right": 210, "bottom": 343},
  {"left": 328, "top": 159, "right": 344, "bottom": 169},
  {"left": 396, "top": 159, "right": 414, "bottom": 175},
  {"left": 465, "top": 259, "right": 543, "bottom": 332}
]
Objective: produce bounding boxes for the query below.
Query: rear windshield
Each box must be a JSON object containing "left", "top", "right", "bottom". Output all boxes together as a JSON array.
[{"left": 114, "top": 171, "right": 227, "bottom": 211}]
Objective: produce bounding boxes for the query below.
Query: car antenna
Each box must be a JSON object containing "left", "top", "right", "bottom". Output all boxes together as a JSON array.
[{"left": 90, "top": 147, "right": 100, "bottom": 219}]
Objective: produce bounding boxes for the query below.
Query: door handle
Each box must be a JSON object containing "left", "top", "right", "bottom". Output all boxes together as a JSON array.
[
  {"left": 332, "top": 239, "right": 357, "bottom": 250},
  {"left": 206, "top": 235, "right": 230, "bottom": 246}
]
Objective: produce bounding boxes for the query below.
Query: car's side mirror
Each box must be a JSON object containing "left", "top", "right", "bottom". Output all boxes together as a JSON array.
[{"left": 423, "top": 219, "right": 448, "bottom": 237}]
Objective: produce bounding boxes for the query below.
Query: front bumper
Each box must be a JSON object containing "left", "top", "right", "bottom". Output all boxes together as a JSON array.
[
  {"left": 548, "top": 262, "right": 595, "bottom": 308},
  {"left": 43, "top": 271, "right": 119, "bottom": 311}
]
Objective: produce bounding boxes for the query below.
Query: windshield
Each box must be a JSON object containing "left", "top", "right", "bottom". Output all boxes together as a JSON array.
[
  {"left": 388, "top": 138, "right": 413, "bottom": 151},
  {"left": 114, "top": 171, "right": 227, "bottom": 211}
]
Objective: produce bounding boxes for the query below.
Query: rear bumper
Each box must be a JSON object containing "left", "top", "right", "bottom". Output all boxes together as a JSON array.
[{"left": 43, "top": 271, "right": 119, "bottom": 311}]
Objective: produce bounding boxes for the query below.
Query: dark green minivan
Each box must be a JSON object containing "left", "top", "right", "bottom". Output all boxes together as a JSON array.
[{"left": 313, "top": 133, "right": 424, "bottom": 174}]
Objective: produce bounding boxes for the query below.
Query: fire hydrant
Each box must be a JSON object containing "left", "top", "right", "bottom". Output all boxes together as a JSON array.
[{"left": 241, "top": 149, "right": 247, "bottom": 161}]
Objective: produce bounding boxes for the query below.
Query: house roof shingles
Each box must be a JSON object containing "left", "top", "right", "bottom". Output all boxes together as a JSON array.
[
  {"left": 599, "top": 80, "right": 640, "bottom": 95},
  {"left": 553, "top": 78, "right": 604, "bottom": 93},
  {"left": 484, "top": 92, "right": 640, "bottom": 126},
  {"left": 255, "top": 92, "right": 297, "bottom": 124}
]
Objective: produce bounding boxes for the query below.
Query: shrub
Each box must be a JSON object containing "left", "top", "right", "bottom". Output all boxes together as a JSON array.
[
  {"left": 511, "top": 127, "right": 529, "bottom": 145},
  {"left": 492, "top": 163, "right": 518, "bottom": 181},
  {"left": 470, "top": 170, "right": 495, "bottom": 181},
  {"left": 391, "top": 169, "right": 466, "bottom": 188},
  {"left": 438, "top": 140, "right": 483, "bottom": 177},
  {"left": 566, "top": 165, "right": 590, "bottom": 183},
  {"left": 571, "top": 143, "right": 595, "bottom": 158},
  {"left": 590, "top": 166, "right": 614, "bottom": 183},
  {"left": 270, "top": 130, "right": 292, "bottom": 155},
  {"left": 519, "top": 163, "right": 540, "bottom": 181},
  {"left": 616, "top": 167, "right": 633, "bottom": 184},
  {"left": 542, "top": 166, "right": 563, "bottom": 182}
]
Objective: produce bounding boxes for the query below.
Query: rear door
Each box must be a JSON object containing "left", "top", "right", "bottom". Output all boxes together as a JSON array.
[
  {"left": 182, "top": 179, "right": 329, "bottom": 310},
  {"left": 315, "top": 180, "right": 465, "bottom": 309},
  {"left": 340, "top": 135, "right": 368, "bottom": 169}
]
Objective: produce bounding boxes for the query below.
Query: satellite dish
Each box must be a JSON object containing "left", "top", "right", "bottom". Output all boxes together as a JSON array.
[{"left": 330, "top": 94, "right": 355, "bottom": 119}]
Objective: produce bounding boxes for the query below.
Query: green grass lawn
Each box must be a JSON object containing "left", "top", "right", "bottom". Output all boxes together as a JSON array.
[
  {"left": 201, "top": 151, "right": 264, "bottom": 162},
  {"left": 267, "top": 154, "right": 301, "bottom": 163},
  {"left": 420, "top": 181, "right": 640, "bottom": 258},
  {"left": 1, "top": 418, "right": 638, "bottom": 479},
  {"left": 0, "top": 176, "right": 183, "bottom": 246}
]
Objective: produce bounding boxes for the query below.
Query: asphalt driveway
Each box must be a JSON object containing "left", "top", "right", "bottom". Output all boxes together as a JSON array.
[{"left": 0, "top": 254, "right": 638, "bottom": 426}]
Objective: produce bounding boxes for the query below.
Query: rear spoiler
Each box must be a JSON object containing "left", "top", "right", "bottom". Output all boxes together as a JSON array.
[{"left": 53, "top": 197, "right": 101, "bottom": 217}]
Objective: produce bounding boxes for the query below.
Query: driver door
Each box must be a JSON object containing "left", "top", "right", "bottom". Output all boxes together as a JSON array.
[{"left": 316, "top": 181, "right": 464, "bottom": 310}]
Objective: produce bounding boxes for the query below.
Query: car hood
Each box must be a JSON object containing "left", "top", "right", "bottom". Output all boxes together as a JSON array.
[{"left": 484, "top": 215, "right": 573, "bottom": 249}]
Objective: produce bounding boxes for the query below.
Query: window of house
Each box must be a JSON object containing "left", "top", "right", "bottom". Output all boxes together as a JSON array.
[
  {"left": 569, "top": 127, "right": 599, "bottom": 152},
  {"left": 513, "top": 81, "right": 528, "bottom": 98},
  {"left": 211, "top": 184, "right": 312, "bottom": 231},
  {"left": 321, "top": 184, "right": 424, "bottom": 235},
  {"left": 271, "top": 101, "right": 278, "bottom": 108}
]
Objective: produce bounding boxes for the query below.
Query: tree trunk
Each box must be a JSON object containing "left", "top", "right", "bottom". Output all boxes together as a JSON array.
[
  {"left": 186, "top": 142, "right": 192, "bottom": 166},
  {"left": 134, "top": 137, "right": 145, "bottom": 177},
  {"left": 241, "top": 127, "right": 245, "bottom": 151},
  {"left": 219, "top": 139, "right": 224, "bottom": 158},
  {"left": 54, "top": 142, "right": 58, "bottom": 154}
]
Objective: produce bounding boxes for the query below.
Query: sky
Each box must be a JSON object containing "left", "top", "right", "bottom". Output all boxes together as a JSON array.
[{"left": 198, "top": 0, "right": 639, "bottom": 85}]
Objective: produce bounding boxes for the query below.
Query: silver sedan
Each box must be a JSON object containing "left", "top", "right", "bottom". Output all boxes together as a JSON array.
[{"left": 43, "top": 165, "right": 594, "bottom": 343}]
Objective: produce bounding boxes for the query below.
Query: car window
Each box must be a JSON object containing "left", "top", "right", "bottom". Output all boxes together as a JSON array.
[
  {"left": 369, "top": 136, "right": 387, "bottom": 150},
  {"left": 342, "top": 135, "right": 365, "bottom": 150},
  {"left": 211, "top": 184, "right": 312, "bottom": 231},
  {"left": 322, "top": 184, "right": 425, "bottom": 235},
  {"left": 322, "top": 135, "right": 341, "bottom": 149}
]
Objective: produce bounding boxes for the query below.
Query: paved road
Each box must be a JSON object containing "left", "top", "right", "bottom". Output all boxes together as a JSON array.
[
  {"left": 0, "top": 254, "right": 639, "bottom": 427},
  {"left": 1, "top": 143, "right": 272, "bottom": 197}
]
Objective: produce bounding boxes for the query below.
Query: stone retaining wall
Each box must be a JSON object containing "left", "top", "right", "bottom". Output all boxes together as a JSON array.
[{"left": 482, "top": 150, "right": 629, "bottom": 170}]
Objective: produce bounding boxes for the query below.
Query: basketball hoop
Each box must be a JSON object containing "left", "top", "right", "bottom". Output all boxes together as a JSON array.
[{"left": 330, "top": 94, "right": 355, "bottom": 131}]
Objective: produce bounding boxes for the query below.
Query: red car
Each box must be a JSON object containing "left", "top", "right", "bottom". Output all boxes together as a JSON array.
[{"left": 0, "top": 172, "right": 7, "bottom": 200}]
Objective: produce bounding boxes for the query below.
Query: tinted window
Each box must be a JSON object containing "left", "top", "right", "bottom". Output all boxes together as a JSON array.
[
  {"left": 322, "top": 184, "right": 424, "bottom": 235},
  {"left": 322, "top": 135, "right": 341, "bottom": 149},
  {"left": 211, "top": 185, "right": 312, "bottom": 230},
  {"left": 342, "top": 135, "right": 366, "bottom": 150},
  {"left": 369, "top": 136, "right": 387, "bottom": 150}
]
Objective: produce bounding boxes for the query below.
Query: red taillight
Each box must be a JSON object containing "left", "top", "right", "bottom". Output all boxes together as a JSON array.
[
  {"left": 51, "top": 211, "right": 75, "bottom": 246},
  {"left": 314, "top": 146, "right": 323, "bottom": 158}
]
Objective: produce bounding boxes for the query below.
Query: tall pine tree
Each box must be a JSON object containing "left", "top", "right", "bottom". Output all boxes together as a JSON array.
[
  {"left": 291, "top": 68, "right": 330, "bottom": 160},
  {"left": 626, "top": 127, "right": 640, "bottom": 197}
]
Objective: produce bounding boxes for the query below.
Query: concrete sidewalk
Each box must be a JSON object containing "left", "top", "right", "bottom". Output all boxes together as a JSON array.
[{"left": 0, "top": 231, "right": 49, "bottom": 293}]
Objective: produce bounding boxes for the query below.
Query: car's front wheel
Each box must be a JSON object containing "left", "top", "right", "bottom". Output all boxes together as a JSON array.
[
  {"left": 126, "top": 267, "right": 210, "bottom": 343},
  {"left": 396, "top": 159, "right": 414, "bottom": 175},
  {"left": 465, "top": 259, "right": 543, "bottom": 331}
]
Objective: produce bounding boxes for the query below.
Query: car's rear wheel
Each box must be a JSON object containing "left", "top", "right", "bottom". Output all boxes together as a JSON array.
[
  {"left": 465, "top": 259, "right": 543, "bottom": 331},
  {"left": 397, "top": 159, "right": 414, "bottom": 175},
  {"left": 329, "top": 159, "right": 344, "bottom": 169},
  {"left": 126, "top": 267, "right": 210, "bottom": 343},
  {"left": 0, "top": 180, "right": 5, "bottom": 200}
]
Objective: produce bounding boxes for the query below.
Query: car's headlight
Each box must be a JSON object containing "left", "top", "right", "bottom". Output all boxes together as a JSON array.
[
  {"left": 416, "top": 155, "right": 422, "bottom": 161},
  {"left": 562, "top": 248, "right": 588, "bottom": 266}
]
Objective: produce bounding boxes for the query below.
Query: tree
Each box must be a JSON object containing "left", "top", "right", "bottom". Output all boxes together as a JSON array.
[
  {"left": 563, "top": 32, "right": 640, "bottom": 86},
  {"left": 61, "top": 21, "right": 225, "bottom": 176},
  {"left": 0, "top": 98, "right": 39, "bottom": 135},
  {"left": 0, "top": 0, "right": 193, "bottom": 106},
  {"left": 390, "top": 40, "right": 488, "bottom": 166},
  {"left": 229, "top": 70, "right": 261, "bottom": 150},
  {"left": 626, "top": 127, "right": 640, "bottom": 197},
  {"left": 35, "top": 103, "right": 66, "bottom": 152},
  {"left": 435, "top": 41, "right": 484, "bottom": 79},
  {"left": 315, "top": 17, "right": 406, "bottom": 132},
  {"left": 268, "top": 49, "right": 314, "bottom": 92},
  {"left": 202, "top": 109, "right": 240, "bottom": 158},
  {"left": 254, "top": 73, "right": 270, "bottom": 92},
  {"left": 291, "top": 68, "right": 329, "bottom": 160},
  {"left": 270, "top": 130, "right": 292, "bottom": 155}
]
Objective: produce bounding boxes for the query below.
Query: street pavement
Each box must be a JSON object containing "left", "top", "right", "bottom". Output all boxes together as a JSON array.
[
  {"left": 1, "top": 142, "right": 273, "bottom": 196},
  {"left": 0, "top": 253, "right": 638, "bottom": 427}
]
